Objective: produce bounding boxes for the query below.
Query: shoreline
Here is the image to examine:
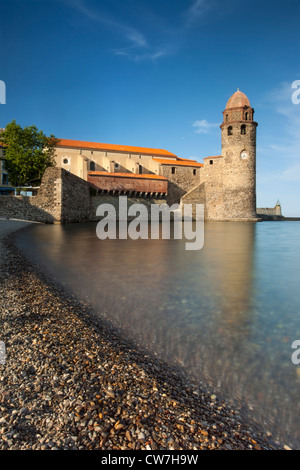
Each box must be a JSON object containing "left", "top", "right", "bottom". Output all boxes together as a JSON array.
[{"left": 0, "top": 222, "right": 283, "bottom": 450}]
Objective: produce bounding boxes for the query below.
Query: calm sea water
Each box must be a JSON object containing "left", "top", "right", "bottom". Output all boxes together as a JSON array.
[{"left": 16, "top": 221, "right": 300, "bottom": 448}]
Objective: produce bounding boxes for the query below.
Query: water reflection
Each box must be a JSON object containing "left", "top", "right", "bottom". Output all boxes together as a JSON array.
[{"left": 16, "top": 221, "right": 300, "bottom": 448}]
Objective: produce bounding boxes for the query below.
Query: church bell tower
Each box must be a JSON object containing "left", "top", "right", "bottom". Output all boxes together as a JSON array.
[{"left": 220, "top": 89, "right": 258, "bottom": 219}]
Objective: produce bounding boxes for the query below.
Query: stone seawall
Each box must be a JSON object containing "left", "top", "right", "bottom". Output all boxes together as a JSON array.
[
  {"left": 0, "top": 166, "right": 265, "bottom": 224},
  {"left": 0, "top": 195, "right": 55, "bottom": 223},
  {"left": 0, "top": 168, "right": 168, "bottom": 224},
  {"left": 0, "top": 167, "right": 90, "bottom": 224},
  {"left": 89, "top": 194, "right": 167, "bottom": 221},
  {"left": 257, "top": 205, "right": 283, "bottom": 220},
  {"left": 60, "top": 169, "right": 91, "bottom": 223}
]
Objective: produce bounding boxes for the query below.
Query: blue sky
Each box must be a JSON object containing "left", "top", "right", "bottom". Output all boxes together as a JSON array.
[{"left": 1, "top": 0, "right": 300, "bottom": 216}]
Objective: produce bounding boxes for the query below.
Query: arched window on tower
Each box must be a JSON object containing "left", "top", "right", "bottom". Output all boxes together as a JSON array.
[
  {"left": 245, "top": 112, "right": 248, "bottom": 120},
  {"left": 241, "top": 124, "right": 246, "bottom": 135},
  {"left": 228, "top": 126, "right": 233, "bottom": 136},
  {"left": 90, "top": 161, "right": 95, "bottom": 171}
]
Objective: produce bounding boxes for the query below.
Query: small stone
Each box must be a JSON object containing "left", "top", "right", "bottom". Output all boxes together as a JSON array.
[
  {"left": 114, "top": 423, "right": 124, "bottom": 430},
  {"left": 105, "top": 390, "right": 115, "bottom": 399}
]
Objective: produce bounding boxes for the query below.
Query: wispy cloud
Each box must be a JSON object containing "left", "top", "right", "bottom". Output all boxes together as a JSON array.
[
  {"left": 62, "top": 0, "right": 98, "bottom": 22},
  {"left": 184, "top": 0, "right": 210, "bottom": 27},
  {"left": 192, "top": 119, "right": 219, "bottom": 134},
  {"left": 62, "top": 0, "right": 149, "bottom": 50},
  {"left": 114, "top": 45, "right": 173, "bottom": 62},
  {"left": 61, "top": 0, "right": 172, "bottom": 61},
  {"left": 262, "top": 81, "right": 300, "bottom": 158},
  {"left": 282, "top": 161, "right": 300, "bottom": 182},
  {"left": 61, "top": 0, "right": 211, "bottom": 62}
]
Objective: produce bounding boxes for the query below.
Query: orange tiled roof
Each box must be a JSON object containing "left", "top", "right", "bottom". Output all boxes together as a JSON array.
[
  {"left": 203, "top": 155, "right": 223, "bottom": 159},
  {"left": 88, "top": 171, "right": 167, "bottom": 180},
  {"left": 176, "top": 157, "right": 198, "bottom": 162},
  {"left": 57, "top": 139, "right": 177, "bottom": 158},
  {"left": 153, "top": 157, "right": 203, "bottom": 167}
]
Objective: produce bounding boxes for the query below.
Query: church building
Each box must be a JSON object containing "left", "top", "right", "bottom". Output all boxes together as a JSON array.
[{"left": 53, "top": 89, "right": 259, "bottom": 221}]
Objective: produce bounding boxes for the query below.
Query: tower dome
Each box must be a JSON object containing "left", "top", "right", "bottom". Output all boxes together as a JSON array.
[{"left": 226, "top": 89, "right": 250, "bottom": 109}]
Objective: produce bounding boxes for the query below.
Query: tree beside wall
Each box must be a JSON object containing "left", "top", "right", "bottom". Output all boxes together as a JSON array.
[{"left": 1, "top": 120, "right": 60, "bottom": 188}]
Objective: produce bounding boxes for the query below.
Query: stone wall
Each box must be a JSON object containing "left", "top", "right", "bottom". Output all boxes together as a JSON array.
[
  {"left": 180, "top": 182, "right": 206, "bottom": 219},
  {"left": 0, "top": 194, "right": 56, "bottom": 223},
  {"left": 257, "top": 205, "right": 283, "bottom": 220},
  {"left": 200, "top": 157, "right": 224, "bottom": 220},
  {"left": 0, "top": 167, "right": 168, "bottom": 224},
  {"left": 160, "top": 165, "right": 200, "bottom": 205},
  {"left": 89, "top": 194, "right": 167, "bottom": 221},
  {"left": 0, "top": 167, "right": 62, "bottom": 223},
  {"left": 60, "top": 169, "right": 91, "bottom": 223},
  {"left": 0, "top": 167, "right": 91, "bottom": 224}
]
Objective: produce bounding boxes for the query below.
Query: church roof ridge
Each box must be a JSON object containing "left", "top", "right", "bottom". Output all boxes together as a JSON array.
[{"left": 57, "top": 138, "right": 177, "bottom": 158}]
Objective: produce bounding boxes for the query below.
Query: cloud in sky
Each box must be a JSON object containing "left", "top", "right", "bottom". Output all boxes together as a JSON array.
[
  {"left": 62, "top": 0, "right": 149, "bottom": 50},
  {"left": 261, "top": 80, "right": 300, "bottom": 159},
  {"left": 282, "top": 161, "right": 300, "bottom": 182},
  {"left": 64, "top": 0, "right": 97, "bottom": 21},
  {"left": 192, "top": 119, "right": 219, "bottom": 134},
  {"left": 60, "top": 0, "right": 210, "bottom": 61},
  {"left": 184, "top": 0, "right": 209, "bottom": 27},
  {"left": 61, "top": 0, "right": 171, "bottom": 61},
  {"left": 256, "top": 81, "right": 300, "bottom": 214}
]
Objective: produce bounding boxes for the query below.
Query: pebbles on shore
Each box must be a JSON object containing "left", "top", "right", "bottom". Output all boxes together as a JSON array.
[{"left": 0, "top": 226, "right": 281, "bottom": 450}]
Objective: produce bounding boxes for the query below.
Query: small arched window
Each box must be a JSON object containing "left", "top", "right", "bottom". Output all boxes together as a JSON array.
[
  {"left": 241, "top": 125, "right": 246, "bottom": 135},
  {"left": 245, "top": 112, "right": 248, "bottom": 120},
  {"left": 90, "top": 161, "right": 95, "bottom": 171},
  {"left": 228, "top": 126, "right": 233, "bottom": 136}
]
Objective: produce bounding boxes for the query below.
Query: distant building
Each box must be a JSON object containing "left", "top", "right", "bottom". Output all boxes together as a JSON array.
[{"left": 257, "top": 201, "right": 283, "bottom": 219}]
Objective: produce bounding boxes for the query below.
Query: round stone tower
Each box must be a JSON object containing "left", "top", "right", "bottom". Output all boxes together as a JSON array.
[{"left": 220, "top": 89, "right": 258, "bottom": 219}]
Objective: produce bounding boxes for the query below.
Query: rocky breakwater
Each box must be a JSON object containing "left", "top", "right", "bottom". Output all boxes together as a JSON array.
[{"left": 0, "top": 221, "right": 283, "bottom": 450}]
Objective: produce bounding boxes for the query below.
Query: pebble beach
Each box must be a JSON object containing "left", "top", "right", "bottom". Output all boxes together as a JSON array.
[{"left": 0, "top": 220, "right": 284, "bottom": 451}]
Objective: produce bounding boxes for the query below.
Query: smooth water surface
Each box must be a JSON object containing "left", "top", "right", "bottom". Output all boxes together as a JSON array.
[{"left": 16, "top": 221, "right": 300, "bottom": 447}]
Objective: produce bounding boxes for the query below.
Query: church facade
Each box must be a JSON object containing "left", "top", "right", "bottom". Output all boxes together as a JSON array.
[{"left": 53, "top": 90, "right": 259, "bottom": 221}]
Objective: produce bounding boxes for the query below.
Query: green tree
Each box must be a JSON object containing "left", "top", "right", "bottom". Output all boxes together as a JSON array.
[{"left": 1, "top": 120, "right": 60, "bottom": 187}]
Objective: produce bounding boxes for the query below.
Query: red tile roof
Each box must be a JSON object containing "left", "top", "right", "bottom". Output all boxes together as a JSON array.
[
  {"left": 176, "top": 157, "right": 198, "bottom": 162},
  {"left": 153, "top": 158, "right": 203, "bottom": 167},
  {"left": 88, "top": 171, "right": 167, "bottom": 180},
  {"left": 57, "top": 139, "right": 177, "bottom": 158}
]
